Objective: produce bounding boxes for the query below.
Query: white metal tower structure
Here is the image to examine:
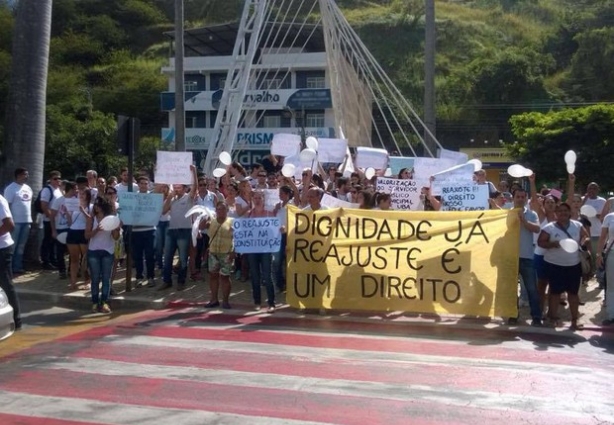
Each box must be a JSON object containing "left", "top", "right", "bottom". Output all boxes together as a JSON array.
[{"left": 202, "top": 0, "right": 269, "bottom": 174}]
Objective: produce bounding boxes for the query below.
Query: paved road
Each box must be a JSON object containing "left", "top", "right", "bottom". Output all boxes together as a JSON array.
[{"left": 0, "top": 303, "right": 613, "bottom": 424}]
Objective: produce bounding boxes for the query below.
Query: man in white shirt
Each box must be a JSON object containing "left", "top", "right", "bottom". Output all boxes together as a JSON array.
[
  {"left": 583, "top": 182, "right": 607, "bottom": 267},
  {"left": 0, "top": 194, "right": 22, "bottom": 330},
  {"left": 40, "top": 170, "right": 64, "bottom": 270},
  {"left": 303, "top": 187, "right": 329, "bottom": 212},
  {"left": 3, "top": 168, "right": 33, "bottom": 274},
  {"left": 115, "top": 167, "right": 138, "bottom": 194}
]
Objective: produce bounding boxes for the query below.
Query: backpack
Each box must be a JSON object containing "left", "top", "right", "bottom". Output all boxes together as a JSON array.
[{"left": 34, "top": 185, "right": 53, "bottom": 214}]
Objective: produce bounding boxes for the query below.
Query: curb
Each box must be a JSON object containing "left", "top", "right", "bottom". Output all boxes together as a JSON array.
[{"left": 16, "top": 288, "right": 166, "bottom": 311}]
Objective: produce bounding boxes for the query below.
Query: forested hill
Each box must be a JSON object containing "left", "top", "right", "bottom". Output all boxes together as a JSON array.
[{"left": 0, "top": 0, "right": 613, "bottom": 178}]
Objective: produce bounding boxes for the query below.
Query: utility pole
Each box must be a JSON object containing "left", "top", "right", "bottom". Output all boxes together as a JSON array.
[
  {"left": 424, "top": 0, "right": 437, "bottom": 157},
  {"left": 174, "top": 0, "right": 186, "bottom": 151}
]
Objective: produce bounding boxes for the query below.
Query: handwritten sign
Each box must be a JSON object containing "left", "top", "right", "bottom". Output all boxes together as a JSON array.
[
  {"left": 355, "top": 147, "right": 388, "bottom": 170},
  {"left": 317, "top": 138, "right": 348, "bottom": 163},
  {"left": 155, "top": 151, "right": 193, "bottom": 184},
  {"left": 431, "top": 163, "right": 475, "bottom": 196},
  {"left": 376, "top": 177, "right": 423, "bottom": 211},
  {"left": 271, "top": 133, "right": 301, "bottom": 157},
  {"left": 233, "top": 217, "right": 281, "bottom": 254},
  {"left": 118, "top": 192, "right": 164, "bottom": 226},
  {"left": 321, "top": 193, "right": 359, "bottom": 209},
  {"left": 440, "top": 185, "right": 489, "bottom": 211}
]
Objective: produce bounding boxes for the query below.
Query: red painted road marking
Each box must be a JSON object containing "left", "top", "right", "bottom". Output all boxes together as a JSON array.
[{"left": 0, "top": 413, "right": 107, "bottom": 425}]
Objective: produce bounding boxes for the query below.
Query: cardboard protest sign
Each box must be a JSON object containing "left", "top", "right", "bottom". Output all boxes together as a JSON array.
[
  {"left": 118, "top": 192, "right": 164, "bottom": 226},
  {"left": 316, "top": 138, "right": 348, "bottom": 163},
  {"left": 430, "top": 163, "right": 475, "bottom": 196},
  {"left": 440, "top": 184, "right": 489, "bottom": 211},
  {"left": 438, "top": 148, "right": 468, "bottom": 165},
  {"left": 413, "top": 157, "right": 457, "bottom": 180},
  {"left": 155, "top": 151, "right": 193, "bottom": 184},
  {"left": 388, "top": 156, "right": 415, "bottom": 176},
  {"left": 355, "top": 147, "right": 388, "bottom": 170},
  {"left": 271, "top": 133, "right": 301, "bottom": 157},
  {"left": 233, "top": 217, "right": 281, "bottom": 254},
  {"left": 376, "top": 177, "right": 424, "bottom": 211},
  {"left": 321, "top": 193, "right": 359, "bottom": 209}
]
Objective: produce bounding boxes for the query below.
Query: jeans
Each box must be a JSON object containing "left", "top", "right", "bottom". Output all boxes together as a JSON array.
[
  {"left": 518, "top": 258, "right": 541, "bottom": 320},
  {"left": 132, "top": 230, "right": 155, "bottom": 279},
  {"left": 0, "top": 245, "right": 21, "bottom": 327},
  {"left": 163, "top": 228, "right": 191, "bottom": 284},
  {"left": 271, "top": 234, "right": 287, "bottom": 291},
  {"left": 155, "top": 221, "right": 169, "bottom": 269},
  {"left": 87, "top": 250, "right": 114, "bottom": 305},
  {"left": 40, "top": 221, "right": 56, "bottom": 265},
  {"left": 248, "top": 253, "right": 274, "bottom": 307},
  {"left": 10, "top": 222, "right": 30, "bottom": 272}
]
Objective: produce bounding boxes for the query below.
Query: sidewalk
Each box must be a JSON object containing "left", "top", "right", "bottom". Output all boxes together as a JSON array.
[{"left": 13, "top": 264, "right": 611, "bottom": 334}]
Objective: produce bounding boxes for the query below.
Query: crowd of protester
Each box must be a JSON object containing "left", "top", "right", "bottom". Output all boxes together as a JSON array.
[{"left": 0, "top": 152, "right": 613, "bottom": 331}]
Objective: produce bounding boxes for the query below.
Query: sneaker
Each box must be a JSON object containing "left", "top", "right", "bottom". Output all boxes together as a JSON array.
[
  {"left": 147, "top": 278, "right": 156, "bottom": 288},
  {"left": 222, "top": 302, "right": 231, "bottom": 309},
  {"left": 531, "top": 318, "right": 542, "bottom": 327},
  {"left": 100, "top": 303, "right": 111, "bottom": 314},
  {"left": 204, "top": 301, "right": 220, "bottom": 308},
  {"left": 267, "top": 306, "right": 276, "bottom": 313},
  {"left": 92, "top": 304, "right": 99, "bottom": 313},
  {"left": 254, "top": 305, "right": 261, "bottom": 311},
  {"left": 507, "top": 317, "right": 518, "bottom": 326}
]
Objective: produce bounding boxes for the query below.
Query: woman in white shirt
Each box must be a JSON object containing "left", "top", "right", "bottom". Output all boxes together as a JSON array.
[
  {"left": 537, "top": 202, "right": 590, "bottom": 329},
  {"left": 66, "top": 188, "right": 92, "bottom": 289},
  {"left": 85, "top": 197, "right": 120, "bottom": 313}
]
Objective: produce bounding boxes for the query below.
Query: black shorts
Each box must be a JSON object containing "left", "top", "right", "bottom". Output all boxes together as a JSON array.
[
  {"left": 66, "top": 229, "right": 87, "bottom": 245},
  {"left": 545, "top": 262, "right": 582, "bottom": 295}
]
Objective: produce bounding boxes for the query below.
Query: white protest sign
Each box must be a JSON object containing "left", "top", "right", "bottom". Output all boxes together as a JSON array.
[
  {"left": 440, "top": 184, "right": 489, "bottom": 211},
  {"left": 63, "top": 198, "right": 80, "bottom": 214},
  {"left": 431, "top": 163, "right": 475, "bottom": 196},
  {"left": 233, "top": 217, "right": 282, "bottom": 254},
  {"left": 438, "top": 148, "right": 468, "bottom": 165},
  {"left": 317, "top": 138, "right": 348, "bottom": 163},
  {"left": 271, "top": 133, "right": 301, "bottom": 157},
  {"left": 118, "top": 192, "right": 165, "bottom": 226},
  {"left": 320, "top": 193, "right": 359, "bottom": 209},
  {"left": 413, "top": 157, "right": 457, "bottom": 180},
  {"left": 388, "top": 156, "right": 415, "bottom": 176},
  {"left": 155, "top": 151, "right": 193, "bottom": 184},
  {"left": 355, "top": 147, "right": 389, "bottom": 170},
  {"left": 376, "top": 177, "right": 424, "bottom": 211},
  {"left": 263, "top": 189, "right": 281, "bottom": 212}
]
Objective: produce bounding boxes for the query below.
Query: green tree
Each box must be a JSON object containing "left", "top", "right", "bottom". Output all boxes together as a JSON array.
[{"left": 507, "top": 104, "right": 614, "bottom": 189}]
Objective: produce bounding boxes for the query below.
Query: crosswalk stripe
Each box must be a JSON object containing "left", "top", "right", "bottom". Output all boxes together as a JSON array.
[
  {"left": 29, "top": 355, "right": 613, "bottom": 421},
  {"left": 0, "top": 390, "right": 335, "bottom": 425}
]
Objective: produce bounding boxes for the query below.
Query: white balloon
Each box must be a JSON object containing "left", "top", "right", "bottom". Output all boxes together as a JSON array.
[
  {"left": 507, "top": 164, "right": 527, "bottom": 178},
  {"left": 56, "top": 232, "right": 67, "bottom": 245},
  {"left": 299, "top": 148, "right": 317, "bottom": 163},
  {"left": 580, "top": 204, "right": 597, "bottom": 218},
  {"left": 523, "top": 168, "right": 533, "bottom": 177},
  {"left": 566, "top": 164, "right": 575, "bottom": 174},
  {"left": 467, "top": 159, "right": 482, "bottom": 172},
  {"left": 564, "top": 150, "right": 577, "bottom": 165},
  {"left": 365, "top": 167, "right": 375, "bottom": 180},
  {"left": 305, "top": 137, "right": 319, "bottom": 151},
  {"left": 281, "top": 163, "right": 296, "bottom": 178},
  {"left": 212, "top": 168, "right": 227, "bottom": 178},
  {"left": 99, "top": 215, "right": 121, "bottom": 231},
  {"left": 559, "top": 238, "right": 579, "bottom": 253},
  {"left": 219, "top": 151, "right": 232, "bottom": 166}
]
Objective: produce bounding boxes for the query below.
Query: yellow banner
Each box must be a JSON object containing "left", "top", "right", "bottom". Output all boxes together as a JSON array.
[{"left": 286, "top": 207, "right": 519, "bottom": 318}]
